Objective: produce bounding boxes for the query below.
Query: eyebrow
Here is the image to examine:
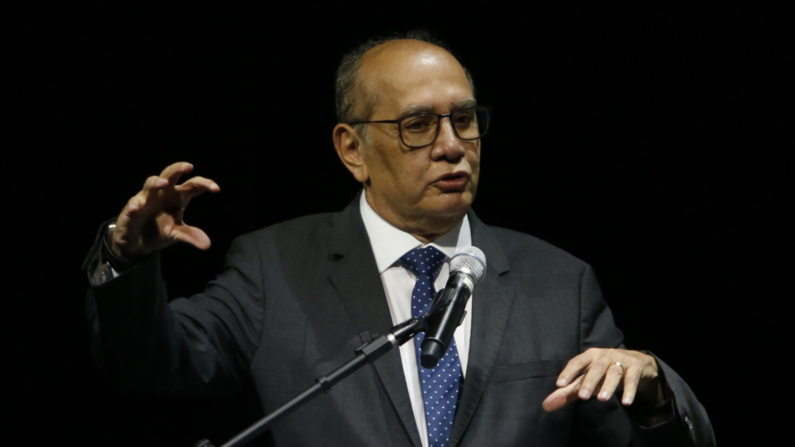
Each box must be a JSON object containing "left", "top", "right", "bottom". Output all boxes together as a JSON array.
[{"left": 397, "top": 99, "right": 477, "bottom": 120}]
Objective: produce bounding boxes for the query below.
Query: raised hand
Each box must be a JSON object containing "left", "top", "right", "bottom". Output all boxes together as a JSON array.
[
  {"left": 111, "top": 162, "right": 221, "bottom": 258},
  {"left": 542, "top": 348, "right": 665, "bottom": 412}
]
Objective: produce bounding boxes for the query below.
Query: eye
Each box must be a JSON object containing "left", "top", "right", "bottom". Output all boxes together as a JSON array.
[
  {"left": 453, "top": 111, "right": 475, "bottom": 126},
  {"left": 402, "top": 115, "right": 435, "bottom": 132}
]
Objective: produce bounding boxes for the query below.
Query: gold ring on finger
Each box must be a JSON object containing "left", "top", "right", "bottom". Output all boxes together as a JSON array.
[{"left": 612, "top": 361, "right": 625, "bottom": 376}]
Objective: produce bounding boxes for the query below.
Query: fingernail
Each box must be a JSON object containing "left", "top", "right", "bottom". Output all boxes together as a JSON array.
[
  {"left": 599, "top": 391, "right": 609, "bottom": 400},
  {"left": 623, "top": 396, "right": 633, "bottom": 405},
  {"left": 579, "top": 388, "right": 590, "bottom": 399},
  {"left": 557, "top": 378, "right": 567, "bottom": 387}
]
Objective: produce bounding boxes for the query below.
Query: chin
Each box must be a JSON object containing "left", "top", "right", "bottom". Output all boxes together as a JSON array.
[{"left": 427, "top": 191, "right": 474, "bottom": 218}]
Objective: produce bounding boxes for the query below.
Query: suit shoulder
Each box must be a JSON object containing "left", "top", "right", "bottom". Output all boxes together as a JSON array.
[
  {"left": 232, "top": 212, "right": 338, "bottom": 249},
  {"left": 487, "top": 225, "right": 588, "bottom": 272}
]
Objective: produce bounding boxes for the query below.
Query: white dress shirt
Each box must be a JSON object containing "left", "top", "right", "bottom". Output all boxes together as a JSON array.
[{"left": 359, "top": 192, "right": 472, "bottom": 447}]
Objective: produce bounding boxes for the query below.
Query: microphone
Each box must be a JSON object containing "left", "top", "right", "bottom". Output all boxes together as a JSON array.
[{"left": 420, "top": 246, "right": 487, "bottom": 368}]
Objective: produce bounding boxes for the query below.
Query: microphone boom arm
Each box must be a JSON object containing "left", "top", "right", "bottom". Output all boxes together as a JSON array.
[{"left": 195, "top": 316, "right": 428, "bottom": 447}]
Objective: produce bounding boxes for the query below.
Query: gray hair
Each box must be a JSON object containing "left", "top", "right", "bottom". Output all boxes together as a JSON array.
[{"left": 335, "top": 30, "right": 476, "bottom": 125}]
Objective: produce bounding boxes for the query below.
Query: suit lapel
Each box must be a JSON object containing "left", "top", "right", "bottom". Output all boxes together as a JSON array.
[
  {"left": 448, "top": 212, "right": 515, "bottom": 447},
  {"left": 327, "top": 195, "right": 423, "bottom": 447}
]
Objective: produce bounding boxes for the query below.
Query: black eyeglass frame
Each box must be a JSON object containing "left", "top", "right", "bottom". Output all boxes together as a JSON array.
[{"left": 346, "top": 105, "right": 490, "bottom": 148}]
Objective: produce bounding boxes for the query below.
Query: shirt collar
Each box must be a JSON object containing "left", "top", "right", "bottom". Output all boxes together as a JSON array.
[{"left": 359, "top": 191, "right": 472, "bottom": 274}]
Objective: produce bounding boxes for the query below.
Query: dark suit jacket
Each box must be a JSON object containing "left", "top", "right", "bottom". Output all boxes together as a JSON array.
[{"left": 87, "top": 196, "right": 714, "bottom": 446}]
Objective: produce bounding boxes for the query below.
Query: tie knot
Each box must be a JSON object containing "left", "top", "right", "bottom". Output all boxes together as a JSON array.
[{"left": 400, "top": 246, "right": 446, "bottom": 278}]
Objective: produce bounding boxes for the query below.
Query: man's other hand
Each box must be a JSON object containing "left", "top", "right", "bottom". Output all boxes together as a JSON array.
[
  {"left": 542, "top": 348, "right": 664, "bottom": 412},
  {"left": 111, "top": 162, "right": 220, "bottom": 258}
]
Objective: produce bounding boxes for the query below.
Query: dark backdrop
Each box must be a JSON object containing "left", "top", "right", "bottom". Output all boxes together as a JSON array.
[{"left": 9, "top": 3, "right": 789, "bottom": 446}]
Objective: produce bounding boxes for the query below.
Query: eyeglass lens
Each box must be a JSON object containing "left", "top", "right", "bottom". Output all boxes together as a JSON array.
[{"left": 400, "top": 107, "right": 489, "bottom": 147}]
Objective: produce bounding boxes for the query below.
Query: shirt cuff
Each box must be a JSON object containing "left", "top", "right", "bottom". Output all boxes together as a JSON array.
[{"left": 83, "top": 219, "right": 146, "bottom": 285}]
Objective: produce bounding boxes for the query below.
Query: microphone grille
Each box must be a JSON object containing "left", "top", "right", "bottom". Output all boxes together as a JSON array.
[{"left": 450, "top": 246, "right": 487, "bottom": 283}]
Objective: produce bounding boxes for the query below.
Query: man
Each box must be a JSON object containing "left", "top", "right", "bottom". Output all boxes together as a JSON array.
[{"left": 85, "top": 32, "right": 714, "bottom": 446}]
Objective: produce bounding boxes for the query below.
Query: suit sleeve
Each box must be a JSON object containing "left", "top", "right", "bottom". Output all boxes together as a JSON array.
[
  {"left": 576, "top": 264, "right": 715, "bottom": 447},
  {"left": 86, "top": 235, "right": 264, "bottom": 396}
]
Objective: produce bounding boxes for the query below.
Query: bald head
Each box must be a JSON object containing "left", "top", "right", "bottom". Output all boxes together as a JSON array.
[
  {"left": 335, "top": 32, "right": 475, "bottom": 124},
  {"left": 355, "top": 41, "right": 471, "bottom": 122}
]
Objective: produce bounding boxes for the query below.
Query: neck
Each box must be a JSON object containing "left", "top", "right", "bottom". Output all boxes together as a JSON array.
[{"left": 365, "top": 192, "right": 465, "bottom": 243}]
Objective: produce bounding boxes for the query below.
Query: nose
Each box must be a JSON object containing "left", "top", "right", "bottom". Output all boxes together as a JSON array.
[{"left": 431, "top": 117, "right": 466, "bottom": 162}]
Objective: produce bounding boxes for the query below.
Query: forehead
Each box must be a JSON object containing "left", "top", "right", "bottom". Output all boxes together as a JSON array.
[{"left": 359, "top": 40, "right": 474, "bottom": 115}]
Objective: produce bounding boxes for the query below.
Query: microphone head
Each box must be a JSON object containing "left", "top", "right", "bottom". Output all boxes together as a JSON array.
[{"left": 450, "top": 246, "right": 487, "bottom": 283}]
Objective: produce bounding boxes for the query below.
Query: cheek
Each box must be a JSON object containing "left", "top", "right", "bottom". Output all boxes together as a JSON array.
[
  {"left": 395, "top": 153, "right": 431, "bottom": 180},
  {"left": 365, "top": 145, "right": 402, "bottom": 182},
  {"left": 467, "top": 147, "right": 481, "bottom": 170}
]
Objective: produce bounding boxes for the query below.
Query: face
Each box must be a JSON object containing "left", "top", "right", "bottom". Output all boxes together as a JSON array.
[{"left": 353, "top": 41, "right": 480, "bottom": 232}]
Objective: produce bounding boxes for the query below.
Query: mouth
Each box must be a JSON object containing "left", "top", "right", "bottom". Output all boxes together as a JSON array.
[{"left": 434, "top": 171, "right": 471, "bottom": 191}]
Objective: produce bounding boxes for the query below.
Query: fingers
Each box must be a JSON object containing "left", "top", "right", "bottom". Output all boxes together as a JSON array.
[
  {"left": 134, "top": 166, "right": 219, "bottom": 216},
  {"left": 115, "top": 192, "right": 150, "bottom": 240},
  {"left": 543, "top": 375, "right": 584, "bottom": 412},
  {"left": 133, "top": 175, "right": 171, "bottom": 214},
  {"left": 621, "top": 362, "right": 642, "bottom": 405},
  {"left": 143, "top": 175, "right": 169, "bottom": 193},
  {"left": 127, "top": 178, "right": 165, "bottom": 224},
  {"left": 121, "top": 193, "right": 146, "bottom": 219},
  {"left": 579, "top": 349, "right": 618, "bottom": 400},
  {"left": 596, "top": 363, "right": 625, "bottom": 402},
  {"left": 556, "top": 349, "right": 598, "bottom": 388},
  {"left": 113, "top": 162, "right": 220, "bottom": 257},
  {"left": 113, "top": 191, "right": 153, "bottom": 247},
  {"left": 549, "top": 349, "right": 659, "bottom": 412},
  {"left": 175, "top": 176, "right": 221, "bottom": 199},
  {"left": 159, "top": 161, "right": 194, "bottom": 185}
]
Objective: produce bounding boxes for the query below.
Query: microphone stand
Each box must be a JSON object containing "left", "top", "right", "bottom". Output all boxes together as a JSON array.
[{"left": 194, "top": 316, "right": 428, "bottom": 447}]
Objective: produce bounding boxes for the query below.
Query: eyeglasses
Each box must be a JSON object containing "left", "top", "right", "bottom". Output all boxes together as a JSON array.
[{"left": 347, "top": 106, "right": 490, "bottom": 148}]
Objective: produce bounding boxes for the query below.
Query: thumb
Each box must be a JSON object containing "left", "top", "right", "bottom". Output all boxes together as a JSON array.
[
  {"left": 170, "top": 224, "right": 212, "bottom": 250},
  {"left": 543, "top": 375, "right": 584, "bottom": 412}
]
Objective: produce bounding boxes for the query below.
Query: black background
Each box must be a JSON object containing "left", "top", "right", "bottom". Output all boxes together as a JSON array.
[{"left": 9, "top": 3, "right": 790, "bottom": 446}]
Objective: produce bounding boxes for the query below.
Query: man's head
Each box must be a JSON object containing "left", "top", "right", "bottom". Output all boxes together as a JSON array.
[{"left": 333, "top": 32, "right": 483, "bottom": 242}]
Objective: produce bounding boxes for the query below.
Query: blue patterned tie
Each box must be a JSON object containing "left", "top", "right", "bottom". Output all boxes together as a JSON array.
[{"left": 401, "top": 246, "right": 462, "bottom": 447}]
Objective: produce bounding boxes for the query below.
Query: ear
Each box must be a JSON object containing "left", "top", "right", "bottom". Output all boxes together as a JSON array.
[{"left": 333, "top": 123, "right": 369, "bottom": 183}]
